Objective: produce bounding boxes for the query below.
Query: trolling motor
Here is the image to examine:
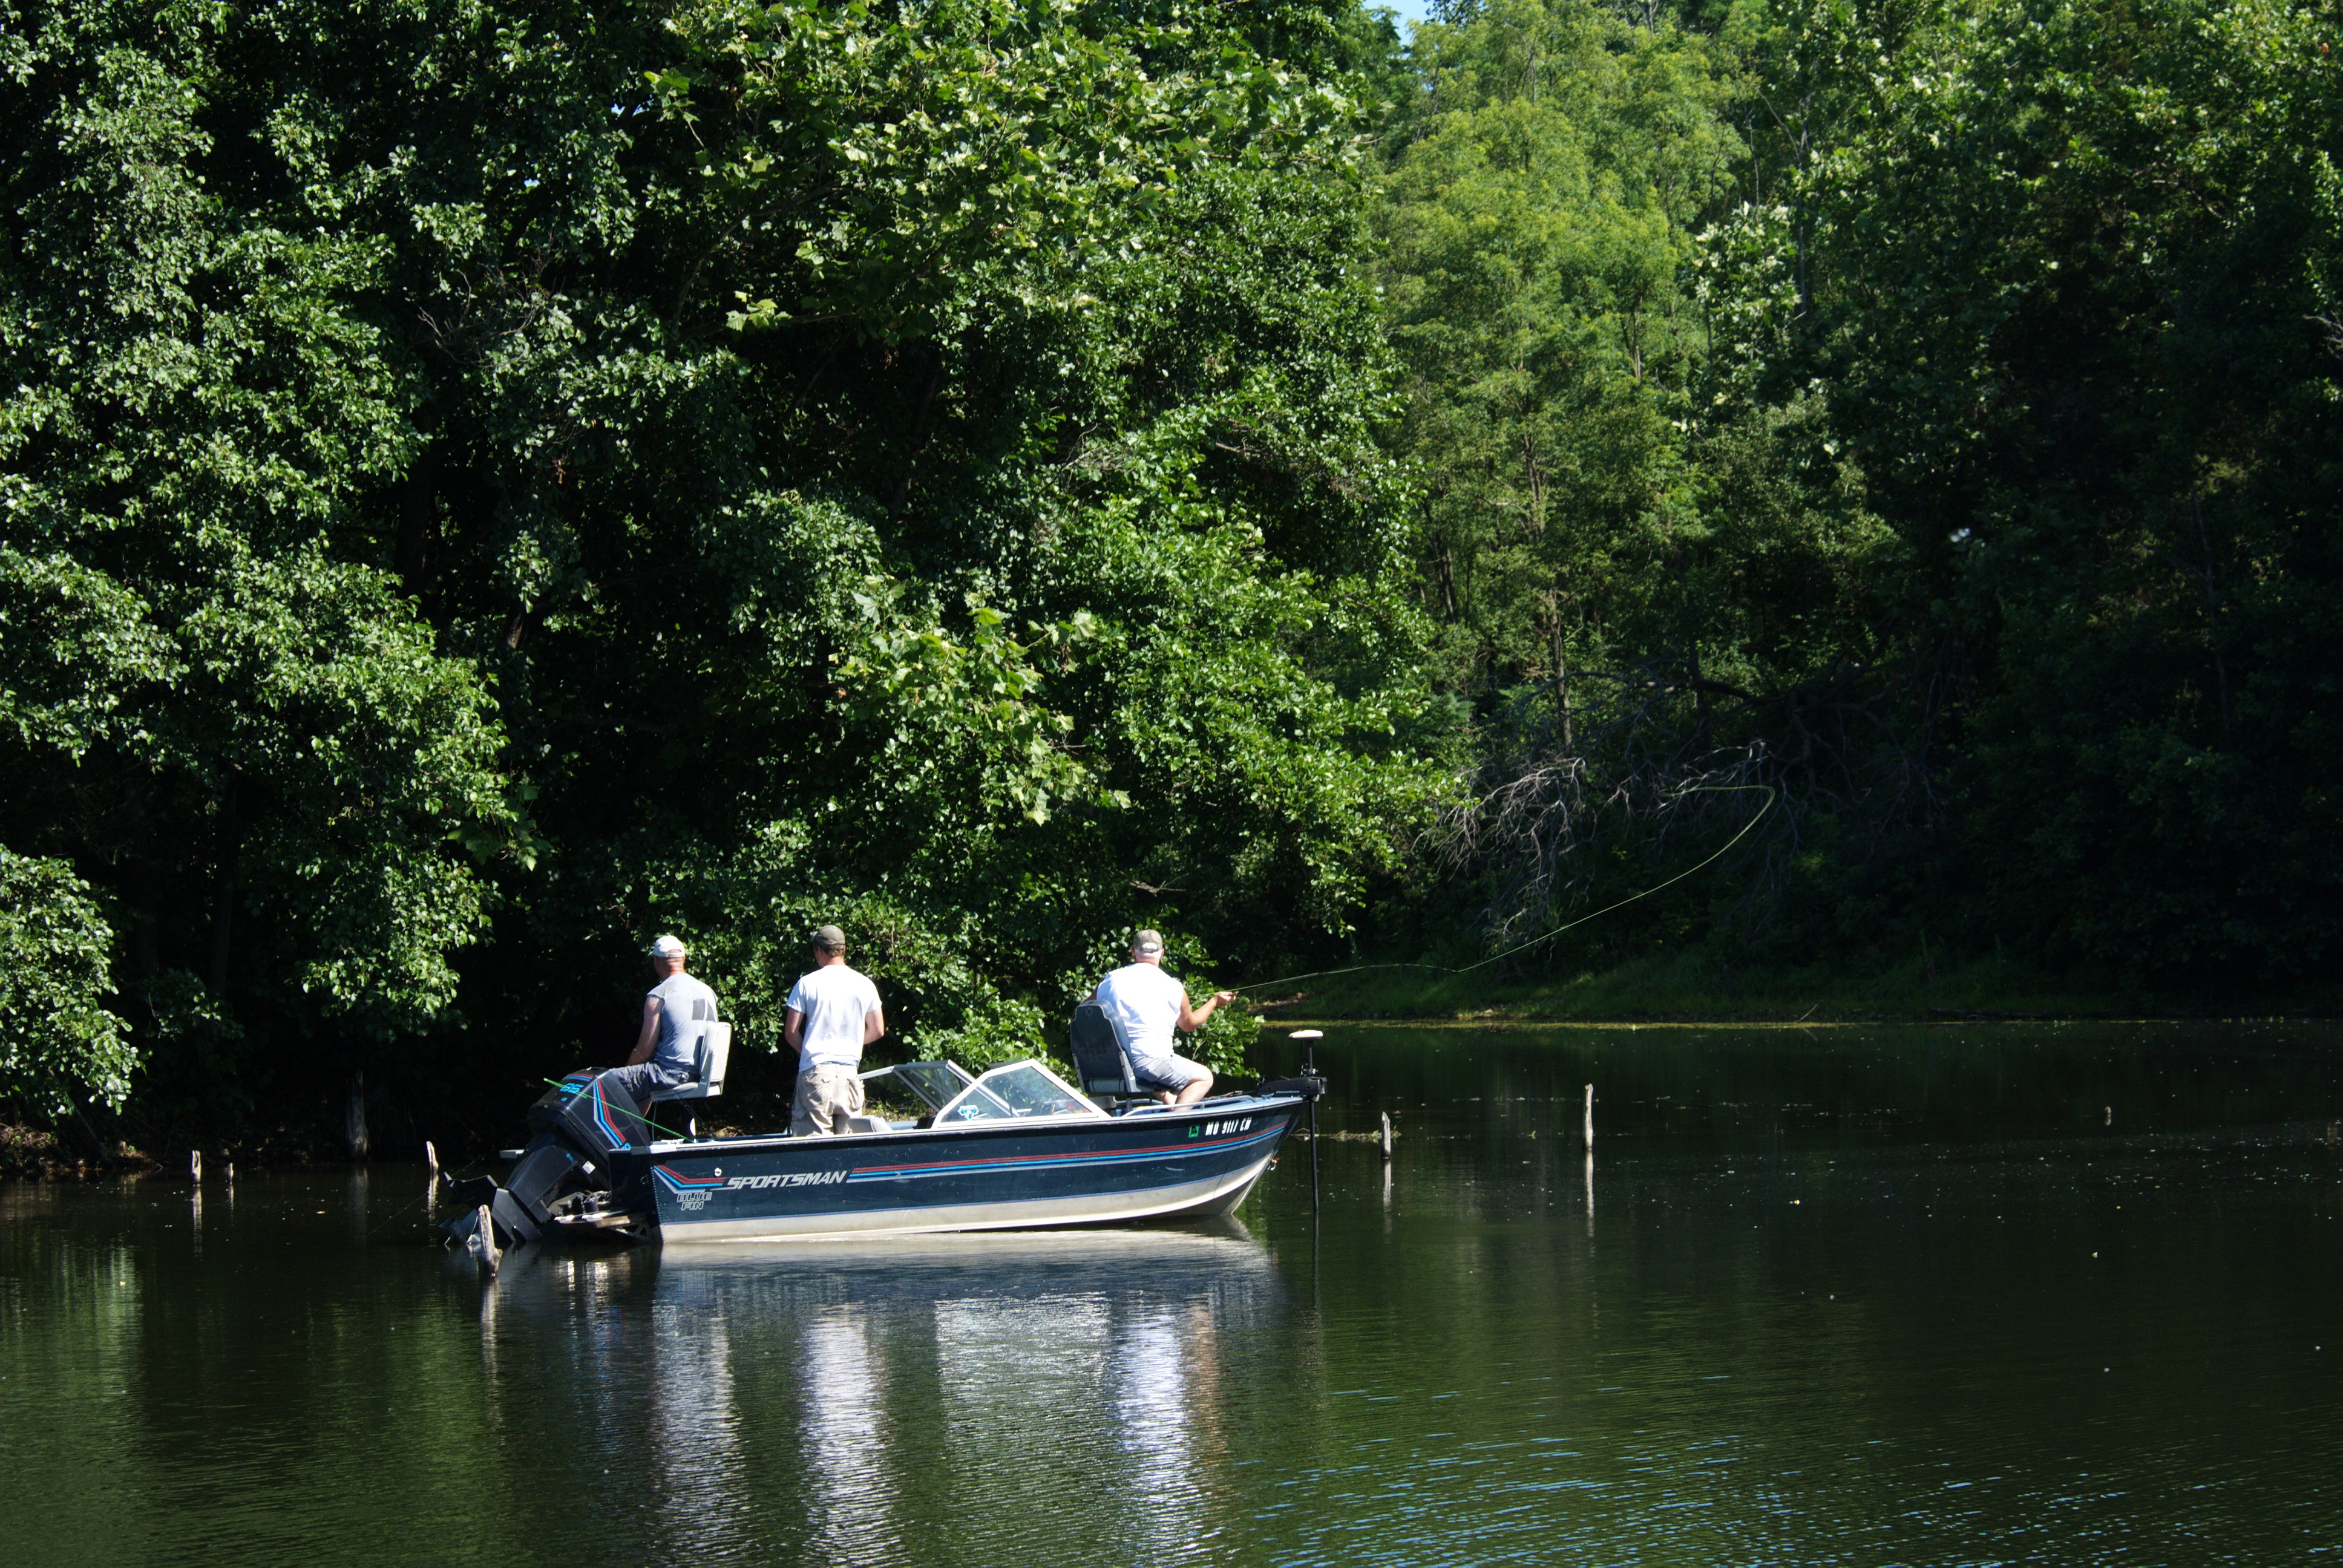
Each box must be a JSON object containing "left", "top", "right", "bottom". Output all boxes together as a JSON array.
[{"left": 439, "top": 1071, "right": 657, "bottom": 1252}]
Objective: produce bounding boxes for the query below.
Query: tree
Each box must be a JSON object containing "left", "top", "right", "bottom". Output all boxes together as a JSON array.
[{"left": 1, "top": 0, "right": 1445, "bottom": 1128}]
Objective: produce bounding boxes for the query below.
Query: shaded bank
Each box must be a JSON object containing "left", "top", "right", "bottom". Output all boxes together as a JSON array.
[{"left": 1250, "top": 953, "right": 2343, "bottom": 1025}]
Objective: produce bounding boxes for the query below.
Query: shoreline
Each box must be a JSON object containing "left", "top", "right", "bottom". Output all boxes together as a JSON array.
[{"left": 1256, "top": 1011, "right": 2339, "bottom": 1030}]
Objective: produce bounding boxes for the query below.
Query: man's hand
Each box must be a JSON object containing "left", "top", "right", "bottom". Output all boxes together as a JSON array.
[{"left": 1178, "top": 988, "right": 1242, "bottom": 1031}]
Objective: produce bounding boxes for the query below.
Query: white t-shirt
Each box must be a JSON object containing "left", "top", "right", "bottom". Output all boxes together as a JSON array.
[
  {"left": 785, "top": 963, "right": 883, "bottom": 1071},
  {"left": 1094, "top": 961, "right": 1190, "bottom": 1063}
]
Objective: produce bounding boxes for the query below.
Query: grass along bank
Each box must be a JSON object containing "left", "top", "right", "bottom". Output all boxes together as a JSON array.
[{"left": 1244, "top": 950, "right": 2338, "bottom": 1025}]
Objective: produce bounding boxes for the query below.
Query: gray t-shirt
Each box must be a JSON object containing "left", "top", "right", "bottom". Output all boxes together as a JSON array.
[{"left": 648, "top": 973, "right": 721, "bottom": 1077}]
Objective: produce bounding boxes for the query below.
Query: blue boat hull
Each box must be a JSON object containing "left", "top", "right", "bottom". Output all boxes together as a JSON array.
[{"left": 619, "top": 1095, "right": 1308, "bottom": 1242}]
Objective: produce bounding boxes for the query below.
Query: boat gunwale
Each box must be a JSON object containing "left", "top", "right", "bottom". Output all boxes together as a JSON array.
[
  {"left": 636, "top": 1089, "right": 1307, "bottom": 1158},
  {"left": 652, "top": 1153, "right": 1281, "bottom": 1243}
]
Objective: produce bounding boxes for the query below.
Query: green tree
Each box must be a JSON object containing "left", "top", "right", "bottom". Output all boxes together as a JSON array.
[
  {"left": 0, "top": 849, "right": 134, "bottom": 1114},
  {"left": 1374, "top": 0, "right": 1897, "bottom": 957},
  {"left": 1781, "top": 0, "right": 2343, "bottom": 975},
  {"left": 2, "top": 0, "right": 1444, "bottom": 1132}
]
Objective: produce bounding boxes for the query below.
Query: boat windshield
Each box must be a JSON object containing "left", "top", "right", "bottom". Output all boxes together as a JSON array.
[
  {"left": 861, "top": 1060, "right": 975, "bottom": 1113},
  {"left": 934, "top": 1060, "right": 1107, "bottom": 1124}
]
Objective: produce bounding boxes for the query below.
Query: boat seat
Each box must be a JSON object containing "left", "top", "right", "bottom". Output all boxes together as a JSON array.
[
  {"left": 649, "top": 1021, "right": 732, "bottom": 1103},
  {"left": 843, "top": 1114, "right": 892, "bottom": 1135},
  {"left": 1069, "top": 1002, "right": 1146, "bottom": 1109}
]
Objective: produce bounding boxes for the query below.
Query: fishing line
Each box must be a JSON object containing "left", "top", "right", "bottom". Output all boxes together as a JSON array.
[
  {"left": 1231, "top": 783, "right": 1777, "bottom": 1000},
  {"left": 365, "top": 1159, "right": 497, "bottom": 1240},
  {"left": 542, "top": 1077, "right": 686, "bottom": 1142}
]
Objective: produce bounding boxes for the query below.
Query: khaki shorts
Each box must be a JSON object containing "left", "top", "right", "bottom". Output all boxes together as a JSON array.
[
  {"left": 1133, "top": 1053, "right": 1210, "bottom": 1093},
  {"left": 791, "top": 1064, "right": 866, "bottom": 1136}
]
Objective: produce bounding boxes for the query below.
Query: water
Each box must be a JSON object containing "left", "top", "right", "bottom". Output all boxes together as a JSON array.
[{"left": 5, "top": 1020, "right": 2341, "bottom": 1566}]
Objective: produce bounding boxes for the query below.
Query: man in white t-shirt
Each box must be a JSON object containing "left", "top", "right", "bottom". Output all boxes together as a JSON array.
[
  {"left": 612, "top": 934, "right": 720, "bottom": 1104},
  {"left": 1089, "top": 929, "right": 1236, "bottom": 1106},
  {"left": 784, "top": 924, "right": 885, "bottom": 1135}
]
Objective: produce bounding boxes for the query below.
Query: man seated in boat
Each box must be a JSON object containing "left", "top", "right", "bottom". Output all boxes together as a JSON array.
[
  {"left": 611, "top": 934, "right": 721, "bottom": 1103},
  {"left": 785, "top": 924, "right": 886, "bottom": 1134},
  {"left": 1089, "top": 929, "right": 1236, "bottom": 1106}
]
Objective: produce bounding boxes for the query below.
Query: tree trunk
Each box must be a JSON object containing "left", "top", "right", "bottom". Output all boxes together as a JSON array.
[
  {"left": 2192, "top": 491, "right": 2235, "bottom": 749},
  {"left": 207, "top": 773, "right": 239, "bottom": 997},
  {"left": 346, "top": 1071, "right": 370, "bottom": 1161},
  {"left": 890, "top": 348, "right": 948, "bottom": 518}
]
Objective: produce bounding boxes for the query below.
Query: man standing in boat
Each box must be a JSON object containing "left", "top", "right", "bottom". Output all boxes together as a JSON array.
[
  {"left": 1090, "top": 929, "right": 1235, "bottom": 1106},
  {"left": 613, "top": 933, "right": 721, "bottom": 1103},
  {"left": 785, "top": 924, "right": 886, "bottom": 1135}
]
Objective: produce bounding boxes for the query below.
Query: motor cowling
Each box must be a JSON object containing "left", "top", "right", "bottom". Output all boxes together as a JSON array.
[{"left": 440, "top": 1070, "right": 652, "bottom": 1250}]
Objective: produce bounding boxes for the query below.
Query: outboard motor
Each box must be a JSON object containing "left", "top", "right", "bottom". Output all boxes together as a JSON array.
[{"left": 439, "top": 1070, "right": 654, "bottom": 1252}]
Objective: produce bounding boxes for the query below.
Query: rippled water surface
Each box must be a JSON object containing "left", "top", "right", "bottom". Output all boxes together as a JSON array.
[{"left": 5, "top": 1020, "right": 2342, "bottom": 1566}]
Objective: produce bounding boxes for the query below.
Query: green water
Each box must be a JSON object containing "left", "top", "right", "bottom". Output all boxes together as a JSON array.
[{"left": 4, "top": 1021, "right": 2341, "bottom": 1566}]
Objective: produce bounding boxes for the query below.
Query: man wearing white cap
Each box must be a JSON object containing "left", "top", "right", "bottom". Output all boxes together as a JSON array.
[
  {"left": 1089, "top": 929, "right": 1234, "bottom": 1106},
  {"left": 785, "top": 924, "right": 885, "bottom": 1135},
  {"left": 612, "top": 934, "right": 721, "bottom": 1103}
]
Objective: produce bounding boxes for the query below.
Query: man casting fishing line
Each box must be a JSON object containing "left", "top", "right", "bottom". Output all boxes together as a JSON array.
[{"left": 1088, "top": 929, "right": 1237, "bottom": 1106}]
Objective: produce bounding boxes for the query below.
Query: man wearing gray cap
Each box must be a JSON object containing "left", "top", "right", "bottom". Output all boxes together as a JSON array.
[
  {"left": 785, "top": 924, "right": 886, "bottom": 1135},
  {"left": 612, "top": 934, "right": 721, "bottom": 1103},
  {"left": 1089, "top": 929, "right": 1235, "bottom": 1106}
]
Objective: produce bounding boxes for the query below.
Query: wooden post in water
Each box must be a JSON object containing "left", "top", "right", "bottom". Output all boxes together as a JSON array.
[
  {"left": 424, "top": 1140, "right": 439, "bottom": 1174},
  {"left": 188, "top": 1149, "right": 202, "bottom": 1183},
  {"left": 1380, "top": 1111, "right": 1394, "bottom": 1160},
  {"left": 474, "top": 1204, "right": 500, "bottom": 1278},
  {"left": 2104, "top": 1106, "right": 2112, "bottom": 1128},
  {"left": 1583, "top": 1084, "right": 1595, "bottom": 1147}
]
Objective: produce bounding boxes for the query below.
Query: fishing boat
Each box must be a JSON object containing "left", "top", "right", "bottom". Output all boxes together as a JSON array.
[{"left": 442, "top": 1005, "right": 1323, "bottom": 1253}]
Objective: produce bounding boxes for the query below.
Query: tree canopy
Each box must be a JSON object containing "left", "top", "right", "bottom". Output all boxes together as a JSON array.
[
  {"left": 4, "top": 0, "right": 2338, "bottom": 1144},
  {"left": 2, "top": 0, "right": 1444, "bottom": 1126}
]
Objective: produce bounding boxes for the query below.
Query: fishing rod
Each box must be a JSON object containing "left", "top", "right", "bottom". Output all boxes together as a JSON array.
[{"left": 1234, "top": 783, "right": 1777, "bottom": 1000}]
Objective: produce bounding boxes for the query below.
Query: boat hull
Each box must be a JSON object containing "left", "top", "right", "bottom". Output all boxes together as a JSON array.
[{"left": 621, "top": 1095, "right": 1306, "bottom": 1243}]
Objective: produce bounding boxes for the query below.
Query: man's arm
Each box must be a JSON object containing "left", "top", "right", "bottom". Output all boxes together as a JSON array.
[
  {"left": 1176, "top": 990, "right": 1239, "bottom": 1032},
  {"left": 784, "top": 1007, "right": 805, "bottom": 1056},
  {"left": 626, "top": 996, "right": 662, "bottom": 1065},
  {"left": 862, "top": 1005, "right": 885, "bottom": 1046}
]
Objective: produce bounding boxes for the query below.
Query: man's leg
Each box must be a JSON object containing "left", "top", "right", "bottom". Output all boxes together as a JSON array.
[
  {"left": 789, "top": 1070, "right": 827, "bottom": 1137},
  {"left": 1138, "top": 1054, "right": 1213, "bottom": 1107},
  {"left": 606, "top": 1062, "right": 681, "bottom": 1110}
]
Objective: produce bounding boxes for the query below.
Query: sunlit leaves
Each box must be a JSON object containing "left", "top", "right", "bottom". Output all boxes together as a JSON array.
[{"left": 0, "top": 849, "right": 135, "bottom": 1114}]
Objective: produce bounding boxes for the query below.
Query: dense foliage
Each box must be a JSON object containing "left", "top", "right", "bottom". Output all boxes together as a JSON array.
[
  {"left": 1375, "top": 0, "right": 2343, "bottom": 982},
  {"left": 4, "top": 0, "right": 2336, "bottom": 1145},
  {"left": 1, "top": 0, "right": 1443, "bottom": 1132}
]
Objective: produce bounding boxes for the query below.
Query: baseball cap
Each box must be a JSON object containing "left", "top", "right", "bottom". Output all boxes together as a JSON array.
[
  {"left": 1131, "top": 929, "right": 1165, "bottom": 956},
  {"left": 811, "top": 924, "right": 847, "bottom": 951},
  {"left": 650, "top": 934, "right": 687, "bottom": 958}
]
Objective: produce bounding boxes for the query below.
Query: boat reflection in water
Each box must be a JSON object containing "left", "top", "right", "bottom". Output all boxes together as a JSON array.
[{"left": 464, "top": 1223, "right": 1280, "bottom": 1563}]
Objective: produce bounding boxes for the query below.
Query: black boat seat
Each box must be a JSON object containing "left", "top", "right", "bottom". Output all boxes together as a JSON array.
[
  {"left": 649, "top": 1021, "right": 732, "bottom": 1103},
  {"left": 1069, "top": 1002, "right": 1146, "bottom": 1109}
]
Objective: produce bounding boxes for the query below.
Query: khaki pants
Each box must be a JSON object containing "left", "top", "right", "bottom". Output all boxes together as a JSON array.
[{"left": 791, "top": 1064, "right": 865, "bottom": 1136}]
